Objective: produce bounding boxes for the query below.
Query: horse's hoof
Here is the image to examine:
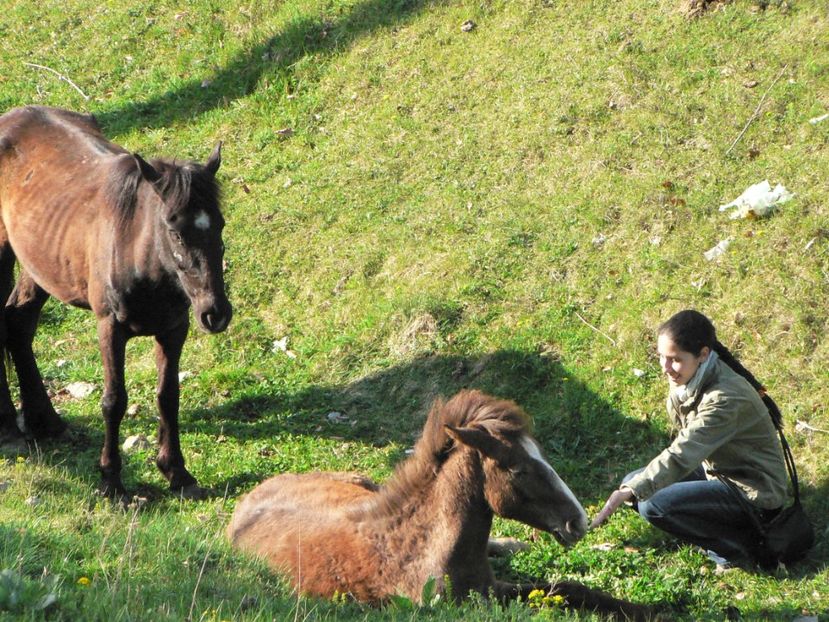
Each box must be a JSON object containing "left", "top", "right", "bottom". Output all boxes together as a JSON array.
[
  {"left": 25, "top": 416, "right": 68, "bottom": 440},
  {"left": 174, "top": 484, "right": 213, "bottom": 500},
  {"left": 97, "top": 479, "right": 129, "bottom": 503},
  {"left": 0, "top": 421, "right": 25, "bottom": 444}
]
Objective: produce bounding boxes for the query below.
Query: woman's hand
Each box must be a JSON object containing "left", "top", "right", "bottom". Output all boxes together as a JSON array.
[{"left": 590, "top": 488, "right": 635, "bottom": 529}]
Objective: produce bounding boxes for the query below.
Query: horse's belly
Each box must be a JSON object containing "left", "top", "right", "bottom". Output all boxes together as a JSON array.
[
  {"left": 5, "top": 225, "right": 92, "bottom": 307},
  {"left": 1, "top": 174, "right": 96, "bottom": 306}
]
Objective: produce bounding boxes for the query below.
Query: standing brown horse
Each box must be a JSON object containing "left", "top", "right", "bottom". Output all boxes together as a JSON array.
[
  {"left": 0, "top": 106, "right": 232, "bottom": 497},
  {"left": 228, "top": 390, "right": 654, "bottom": 619}
]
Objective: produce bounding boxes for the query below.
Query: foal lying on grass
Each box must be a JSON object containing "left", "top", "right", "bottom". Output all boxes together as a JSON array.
[{"left": 228, "top": 390, "right": 655, "bottom": 619}]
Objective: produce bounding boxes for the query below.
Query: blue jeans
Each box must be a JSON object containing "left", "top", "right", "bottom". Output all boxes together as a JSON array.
[{"left": 622, "top": 466, "right": 763, "bottom": 562}]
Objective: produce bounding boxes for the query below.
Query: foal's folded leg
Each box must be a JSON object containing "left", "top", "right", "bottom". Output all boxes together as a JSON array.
[{"left": 495, "top": 579, "right": 659, "bottom": 621}]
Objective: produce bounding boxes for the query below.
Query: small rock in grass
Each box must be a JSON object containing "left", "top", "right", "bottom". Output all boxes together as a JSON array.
[
  {"left": 65, "top": 381, "right": 96, "bottom": 399},
  {"left": 123, "top": 434, "right": 151, "bottom": 452}
]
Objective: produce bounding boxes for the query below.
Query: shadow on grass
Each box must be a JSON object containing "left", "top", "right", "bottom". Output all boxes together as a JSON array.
[
  {"left": 191, "top": 349, "right": 663, "bottom": 501},
  {"left": 95, "top": 0, "right": 445, "bottom": 135}
]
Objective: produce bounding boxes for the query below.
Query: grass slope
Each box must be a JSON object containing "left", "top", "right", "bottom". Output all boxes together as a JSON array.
[{"left": 0, "top": 0, "right": 828, "bottom": 619}]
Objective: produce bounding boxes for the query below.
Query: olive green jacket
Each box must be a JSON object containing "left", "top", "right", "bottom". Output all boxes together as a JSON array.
[{"left": 624, "top": 358, "right": 788, "bottom": 510}]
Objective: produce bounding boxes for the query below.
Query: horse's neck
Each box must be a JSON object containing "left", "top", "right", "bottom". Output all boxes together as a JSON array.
[
  {"left": 371, "top": 448, "right": 493, "bottom": 572},
  {"left": 110, "top": 189, "right": 167, "bottom": 277}
]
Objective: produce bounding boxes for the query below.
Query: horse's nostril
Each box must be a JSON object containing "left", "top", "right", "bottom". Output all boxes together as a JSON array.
[
  {"left": 200, "top": 307, "right": 230, "bottom": 333},
  {"left": 565, "top": 519, "right": 584, "bottom": 536},
  {"left": 201, "top": 311, "right": 216, "bottom": 330}
]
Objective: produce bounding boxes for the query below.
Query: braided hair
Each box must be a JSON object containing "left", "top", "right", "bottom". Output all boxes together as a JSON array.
[{"left": 658, "top": 310, "right": 782, "bottom": 427}]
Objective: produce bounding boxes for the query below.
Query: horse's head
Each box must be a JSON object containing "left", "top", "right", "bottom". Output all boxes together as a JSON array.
[
  {"left": 445, "top": 424, "right": 588, "bottom": 546},
  {"left": 135, "top": 144, "right": 232, "bottom": 333}
]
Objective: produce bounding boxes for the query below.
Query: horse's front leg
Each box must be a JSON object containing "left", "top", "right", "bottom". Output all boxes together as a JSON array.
[
  {"left": 96, "top": 316, "right": 129, "bottom": 497},
  {"left": 154, "top": 320, "right": 204, "bottom": 498},
  {"left": 495, "top": 580, "right": 659, "bottom": 621},
  {"left": 0, "top": 245, "right": 23, "bottom": 441},
  {"left": 6, "top": 271, "right": 66, "bottom": 438}
]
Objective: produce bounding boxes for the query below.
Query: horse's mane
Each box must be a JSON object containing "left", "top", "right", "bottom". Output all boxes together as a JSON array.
[
  {"left": 105, "top": 156, "right": 220, "bottom": 233},
  {"left": 359, "top": 390, "right": 531, "bottom": 517}
]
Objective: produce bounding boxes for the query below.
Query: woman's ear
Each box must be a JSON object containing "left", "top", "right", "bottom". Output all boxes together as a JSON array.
[{"left": 699, "top": 345, "right": 711, "bottom": 361}]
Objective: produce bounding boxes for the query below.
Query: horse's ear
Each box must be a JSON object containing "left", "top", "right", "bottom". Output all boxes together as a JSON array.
[
  {"left": 205, "top": 141, "right": 222, "bottom": 176},
  {"left": 134, "top": 154, "right": 161, "bottom": 184},
  {"left": 445, "top": 424, "right": 505, "bottom": 461}
]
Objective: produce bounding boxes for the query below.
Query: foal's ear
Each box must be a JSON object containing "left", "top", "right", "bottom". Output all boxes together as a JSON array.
[
  {"left": 205, "top": 141, "right": 222, "bottom": 176},
  {"left": 134, "top": 154, "right": 162, "bottom": 184},
  {"left": 445, "top": 424, "right": 505, "bottom": 461}
]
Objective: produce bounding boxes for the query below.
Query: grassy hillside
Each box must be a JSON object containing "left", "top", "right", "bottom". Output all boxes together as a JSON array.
[{"left": 1, "top": 0, "right": 828, "bottom": 619}]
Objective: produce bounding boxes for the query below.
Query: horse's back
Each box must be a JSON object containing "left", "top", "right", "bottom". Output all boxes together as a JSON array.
[
  {"left": 228, "top": 471, "right": 377, "bottom": 543},
  {"left": 0, "top": 106, "right": 112, "bottom": 156},
  {"left": 228, "top": 472, "right": 383, "bottom": 599}
]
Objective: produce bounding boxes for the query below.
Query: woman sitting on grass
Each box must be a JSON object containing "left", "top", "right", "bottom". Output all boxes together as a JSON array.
[{"left": 591, "top": 309, "right": 788, "bottom": 570}]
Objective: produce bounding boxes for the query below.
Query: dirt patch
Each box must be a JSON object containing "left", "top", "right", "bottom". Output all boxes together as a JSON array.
[
  {"left": 390, "top": 313, "right": 438, "bottom": 357},
  {"left": 680, "top": 0, "right": 731, "bottom": 18}
]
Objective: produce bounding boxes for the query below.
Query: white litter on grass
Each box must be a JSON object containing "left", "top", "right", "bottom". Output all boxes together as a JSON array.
[
  {"left": 703, "top": 238, "right": 733, "bottom": 261},
  {"left": 178, "top": 371, "right": 193, "bottom": 383},
  {"left": 65, "top": 381, "right": 96, "bottom": 399},
  {"left": 795, "top": 420, "right": 829, "bottom": 435},
  {"left": 632, "top": 368, "right": 646, "bottom": 378},
  {"left": 719, "top": 180, "right": 794, "bottom": 219},
  {"left": 808, "top": 113, "right": 829, "bottom": 125},
  {"left": 272, "top": 336, "right": 297, "bottom": 359},
  {"left": 326, "top": 411, "right": 349, "bottom": 424}
]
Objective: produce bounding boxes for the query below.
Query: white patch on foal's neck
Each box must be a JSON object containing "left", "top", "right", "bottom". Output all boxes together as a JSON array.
[
  {"left": 194, "top": 210, "right": 211, "bottom": 230},
  {"left": 520, "top": 436, "right": 587, "bottom": 518}
]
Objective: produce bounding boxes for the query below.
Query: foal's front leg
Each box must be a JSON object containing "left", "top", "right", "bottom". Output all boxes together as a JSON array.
[
  {"left": 96, "top": 316, "right": 129, "bottom": 497},
  {"left": 154, "top": 320, "right": 203, "bottom": 498},
  {"left": 495, "top": 580, "right": 658, "bottom": 621}
]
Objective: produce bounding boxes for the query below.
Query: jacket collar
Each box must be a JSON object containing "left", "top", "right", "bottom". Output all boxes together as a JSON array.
[{"left": 669, "top": 352, "right": 721, "bottom": 415}]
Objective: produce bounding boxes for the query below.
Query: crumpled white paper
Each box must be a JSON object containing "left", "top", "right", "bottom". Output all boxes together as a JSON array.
[
  {"left": 704, "top": 238, "right": 733, "bottom": 261},
  {"left": 719, "top": 180, "right": 793, "bottom": 219}
]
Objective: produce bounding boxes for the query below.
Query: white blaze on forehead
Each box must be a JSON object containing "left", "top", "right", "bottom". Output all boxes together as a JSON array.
[
  {"left": 520, "top": 436, "right": 588, "bottom": 520},
  {"left": 194, "top": 210, "right": 211, "bottom": 230}
]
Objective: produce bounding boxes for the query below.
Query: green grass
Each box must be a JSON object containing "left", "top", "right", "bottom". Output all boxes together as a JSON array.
[{"left": 1, "top": 0, "right": 828, "bottom": 619}]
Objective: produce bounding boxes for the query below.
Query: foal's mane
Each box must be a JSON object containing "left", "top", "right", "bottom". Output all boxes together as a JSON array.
[
  {"left": 105, "top": 156, "right": 220, "bottom": 232},
  {"left": 360, "top": 390, "right": 531, "bottom": 516}
]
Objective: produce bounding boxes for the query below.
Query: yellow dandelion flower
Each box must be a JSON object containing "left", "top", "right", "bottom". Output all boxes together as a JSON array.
[
  {"left": 77, "top": 576, "right": 90, "bottom": 586},
  {"left": 16, "top": 456, "right": 25, "bottom": 463}
]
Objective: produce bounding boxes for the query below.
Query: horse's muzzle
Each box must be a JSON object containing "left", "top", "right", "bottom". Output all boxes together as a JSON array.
[{"left": 197, "top": 301, "right": 232, "bottom": 333}]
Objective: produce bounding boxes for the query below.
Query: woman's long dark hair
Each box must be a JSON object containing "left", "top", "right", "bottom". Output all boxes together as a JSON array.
[{"left": 658, "top": 309, "right": 782, "bottom": 426}]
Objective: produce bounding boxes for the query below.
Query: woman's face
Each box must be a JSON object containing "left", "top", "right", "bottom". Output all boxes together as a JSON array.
[{"left": 657, "top": 334, "right": 710, "bottom": 386}]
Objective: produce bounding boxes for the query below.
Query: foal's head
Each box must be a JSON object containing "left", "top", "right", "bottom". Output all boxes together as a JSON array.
[
  {"left": 442, "top": 391, "right": 588, "bottom": 546},
  {"left": 127, "top": 144, "right": 232, "bottom": 333}
]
